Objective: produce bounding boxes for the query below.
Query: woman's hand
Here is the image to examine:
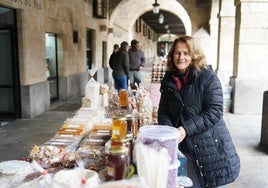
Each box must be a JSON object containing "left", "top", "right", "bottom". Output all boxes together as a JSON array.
[{"left": 178, "top": 126, "right": 187, "bottom": 143}]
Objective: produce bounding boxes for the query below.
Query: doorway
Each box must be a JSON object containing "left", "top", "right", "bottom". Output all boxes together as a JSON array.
[
  {"left": 0, "top": 7, "right": 21, "bottom": 120},
  {"left": 86, "top": 29, "right": 93, "bottom": 70},
  {"left": 45, "top": 33, "right": 59, "bottom": 103}
]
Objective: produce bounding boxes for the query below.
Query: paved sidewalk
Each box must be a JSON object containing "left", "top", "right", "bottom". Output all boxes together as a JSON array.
[
  {"left": 0, "top": 99, "right": 81, "bottom": 162},
  {"left": 223, "top": 113, "right": 268, "bottom": 188}
]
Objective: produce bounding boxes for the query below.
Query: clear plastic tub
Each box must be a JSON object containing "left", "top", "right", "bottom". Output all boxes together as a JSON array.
[{"left": 137, "top": 125, "right": 180, "bottom": 164}]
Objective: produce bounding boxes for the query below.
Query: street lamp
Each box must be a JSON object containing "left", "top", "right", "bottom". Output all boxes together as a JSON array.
[
  {"left": 158, "top": 13, "right": 164, "bottom": 24},
  {"left": 164, "top": 24, "right": 169, "bottom": 30},
  {"left": 152, "top": 0, "right": 160, "bottom": 14}
]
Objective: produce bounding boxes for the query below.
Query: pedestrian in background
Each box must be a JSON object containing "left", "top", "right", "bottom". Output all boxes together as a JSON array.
[
  {"left": 109, "top": 44, "right": 119, "bottom": 70},
  {"left": 111, "top": 41, "right": 129, "bottom": 91},
  {"left": 128, "top": 39, "right": 145, "bottom": 89},
  {"left": 158, "top": 36, "right": 240, "bottom": 188}
]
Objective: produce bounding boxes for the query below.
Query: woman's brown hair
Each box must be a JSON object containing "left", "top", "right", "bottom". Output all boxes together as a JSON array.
[{"left": 166, "top": 36, "right": 207, "bottom": 71}]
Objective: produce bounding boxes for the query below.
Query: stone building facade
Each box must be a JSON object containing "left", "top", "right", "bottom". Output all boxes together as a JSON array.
[{"left": 0, "top": 0, "right": 268, "bottom": 119}]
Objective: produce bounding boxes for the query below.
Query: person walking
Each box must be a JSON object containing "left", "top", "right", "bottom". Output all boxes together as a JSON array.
[
  {"left": 111, "top": 41, "right": 129, "bottom": 91},
  {"left": 128, "top": 39, "right": 145, "bottom": 89},
  {"left": 158, "top": 36, "right": 240, "bottom": 188}
]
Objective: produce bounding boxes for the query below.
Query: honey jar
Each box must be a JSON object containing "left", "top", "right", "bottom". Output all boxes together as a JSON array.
[
  {"left": 111, "top": 137, "right": 133, "bottom": 163},
  {"left": 111, "top": 116, "right": 127, "bottom": 140},
  {"left": 106, "top": 146, "right": 129, "bottom": 181},
  {"left": 119, "top": 89, "right": 128, "bottom": 108},
  {"left": 126, "top": 114, "right": 139, "bottom": 138}
]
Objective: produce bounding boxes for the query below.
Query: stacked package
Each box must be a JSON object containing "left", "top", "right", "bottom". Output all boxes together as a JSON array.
[
  {"left": 151, "top": 59, "right": 166, "bottom": 83},
  {"left": 84, "top": 77, "right": 100, "bottom": 109},
  {"left": 76, "top": 123, "right": 112, "bottom": 173}
]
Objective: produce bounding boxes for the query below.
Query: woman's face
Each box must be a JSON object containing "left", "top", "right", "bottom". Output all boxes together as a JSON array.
[{"left": 173, "top": 41, "right": 192, "bottom": 74}]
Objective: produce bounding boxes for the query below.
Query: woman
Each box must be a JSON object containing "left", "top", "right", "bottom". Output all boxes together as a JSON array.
[
  {"left": 111, "top": 41, "right": 129, "bottom": 90},
  {"left": 158, "top": 36, "right": 240, "bottom": 187}
]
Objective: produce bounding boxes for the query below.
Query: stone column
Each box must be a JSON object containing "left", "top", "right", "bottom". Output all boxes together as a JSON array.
[
  {"left": 209, "top": 0, "right": 219, "bottom": 70},
  {"left": 261, "top": 91, "right": 268, "bottom": 148},
  {"left": 231, "top": 0, "right": 268, "bottom": 114},
  {"left": 217, "top": 0, "right": 235, "bottom": 85}
]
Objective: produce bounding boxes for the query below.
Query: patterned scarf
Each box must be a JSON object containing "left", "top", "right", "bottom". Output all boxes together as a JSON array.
[{"left": 172, "top": 71, "right": 190, "bottom": 91}]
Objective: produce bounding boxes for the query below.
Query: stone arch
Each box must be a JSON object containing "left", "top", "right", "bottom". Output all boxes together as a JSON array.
[{"left": 109, "top": 0, "right": 192, "bottom": 41}]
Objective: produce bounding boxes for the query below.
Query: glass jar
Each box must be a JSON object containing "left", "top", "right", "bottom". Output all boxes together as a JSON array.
[
  {"left": 112, "top": 116, "right": 127, "bottom": 140},
  {"left": 111, "top": 138, "right": 133, "bottom": 163},
  {"left": 126, "top": 114, "right": 139, "bottom": 138},
  {"left": 106, "top": 146, "right": 129, "bottom": 181},
  {"left": 119, "top": 89, "right": 128, "bottom": 108}
]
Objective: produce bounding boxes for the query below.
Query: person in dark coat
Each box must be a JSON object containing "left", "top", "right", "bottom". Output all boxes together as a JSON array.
[
  {"left": 158, "top": 36, "right": 240, "bottom": 188},
  {"left": 109, "top": 44, "right": 119, "bottom": 70},
  {"left": 111, "top": 41, "right": 129, "bottom": 91}
]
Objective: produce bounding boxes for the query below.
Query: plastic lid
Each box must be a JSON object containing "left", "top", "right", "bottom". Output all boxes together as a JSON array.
[{"left": 138, "top": 125, "right": 180, "bottom": 139}]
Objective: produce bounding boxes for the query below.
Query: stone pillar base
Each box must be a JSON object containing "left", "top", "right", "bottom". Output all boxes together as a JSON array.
[
  {"left": 20, "top": 72, "right": 88, "bottom": 118},
  {"left": 59, "top": 71, "right": 88, "bottom": 101},
  {"left": 261, "top": 91, "right": 268, "bottom": 148},
  {"left": 230, "top": 77, "right": 268, "bottom": 114},
  {"left": 20, "top": 81, "right": 50, "bottom": 118}
]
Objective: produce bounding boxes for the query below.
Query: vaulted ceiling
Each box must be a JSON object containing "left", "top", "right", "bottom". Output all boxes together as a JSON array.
[{"left": 140, "top": 10, "right": 185, "bottom": 35}]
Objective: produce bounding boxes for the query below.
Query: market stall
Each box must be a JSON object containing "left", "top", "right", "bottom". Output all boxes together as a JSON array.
[{"left": 0, "top": 71, "right": 192, "bottom": 188}]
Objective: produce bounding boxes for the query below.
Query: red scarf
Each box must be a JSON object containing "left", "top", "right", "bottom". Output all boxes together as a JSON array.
[{"left": 172, "top": 71, "right": 189, "bottom": 91}]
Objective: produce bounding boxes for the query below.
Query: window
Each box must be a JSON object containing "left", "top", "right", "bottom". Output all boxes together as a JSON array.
[
  {"left": 143, "top": 24, "right": 147, "bottom": 36},
  {"left": 135, "top": 18, "right": 141, "bottom": 33},
  {"left": 86, "top": 29, "right": 93, "bottom": 69},
  {"left": 93, "top": 0, "right": 108, "bottom": 19},
  {"left": 148, "top": 28, "right": 151, "bottom": 39}
]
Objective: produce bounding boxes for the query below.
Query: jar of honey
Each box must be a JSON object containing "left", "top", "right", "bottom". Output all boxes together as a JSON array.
[
  {"left": 126, "top": 114, "right": 139, "bottom": 138},
  {"left": 112, "top": 116, "right": 127, "bottom": 140},
  {"left": 119, "top": 89, "right": 128, "bottom": 108},
  {"left": 111, "top": 138, "right": 133, "bottom": 163},
  {"left": 106, "top": 146, "right": 129, "bottom": 181}
]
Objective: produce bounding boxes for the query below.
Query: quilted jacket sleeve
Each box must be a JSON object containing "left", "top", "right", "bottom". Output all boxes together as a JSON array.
[{"left": 182, "top": 69, "right": 224, "bottom": 136}]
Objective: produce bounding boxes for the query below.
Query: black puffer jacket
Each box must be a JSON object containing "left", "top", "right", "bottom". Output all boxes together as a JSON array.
[{"left": 158, "top": 67, "right": 240, "bottom": 187}]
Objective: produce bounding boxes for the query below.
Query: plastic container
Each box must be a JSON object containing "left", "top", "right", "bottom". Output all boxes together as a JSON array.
[
  {"left": 137, "top": 125, "right": 180, "bottom": 164},
  {"left": 85, "top": 77, "right": 100, "bottom": 109},
  {"left": 53, "top": 168, "right": 99, "bottom": 188},
  {"left": 167, "top": 160, "right": 180, "bottom": 188}
]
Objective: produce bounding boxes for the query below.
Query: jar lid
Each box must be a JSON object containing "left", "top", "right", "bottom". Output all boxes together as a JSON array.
[
  {"left": 109, "top": 146, "right": 128, "bottom": 154},
  {"left": 111, "top": 137, "right": 132, "bottom": 143},
  {"left": 125, "top": 114, "right": 138, "bottom": 120},
  {"left": 138, "top": 125, "right": 180, "bottom": 139},
  {"left": 112, "top": 116, "right": 126, "bottom": 120}
]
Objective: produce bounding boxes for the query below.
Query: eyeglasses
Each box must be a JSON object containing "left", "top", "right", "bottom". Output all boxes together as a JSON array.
[{"left": 174, "top": 52, "right": 190, "bottom": 57}]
